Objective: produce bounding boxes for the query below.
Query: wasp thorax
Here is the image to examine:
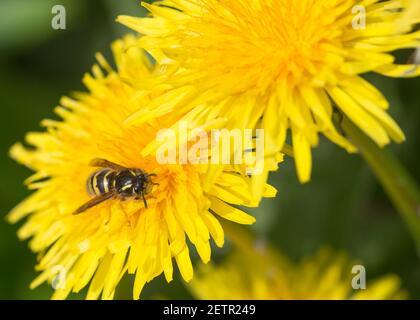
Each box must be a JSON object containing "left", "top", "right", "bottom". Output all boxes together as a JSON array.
[{"left": 115, "top": 170, "right": 147, "bottom": 196}]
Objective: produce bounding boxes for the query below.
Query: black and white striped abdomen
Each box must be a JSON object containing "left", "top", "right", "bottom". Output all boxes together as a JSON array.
[{"left": 87, "top": 169, "right": 115, "bottom": 196}]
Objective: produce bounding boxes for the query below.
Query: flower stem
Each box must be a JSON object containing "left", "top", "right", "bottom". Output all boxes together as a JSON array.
[{"left": 343, "top": 118, "right": 420, "bottom": 252}]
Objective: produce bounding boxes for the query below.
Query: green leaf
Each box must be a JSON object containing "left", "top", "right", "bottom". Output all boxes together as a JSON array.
[{"left": 343, "top": 117, "right": 420, "bottom": 253}]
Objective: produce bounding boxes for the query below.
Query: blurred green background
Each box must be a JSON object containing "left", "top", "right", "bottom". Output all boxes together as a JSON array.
[{"left": 1, "top": 0, "right": 419, "bottom": 299}]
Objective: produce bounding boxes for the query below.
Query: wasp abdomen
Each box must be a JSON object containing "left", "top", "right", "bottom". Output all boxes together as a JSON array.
[{"left": 87, "top": 169, "right": 115, "bottom": 196}]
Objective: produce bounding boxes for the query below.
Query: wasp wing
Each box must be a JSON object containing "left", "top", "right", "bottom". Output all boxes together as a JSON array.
[
  {"left": 73, "top": 192, "right": 115, "bottom": 215},
  {"left": 89, "top": 158, "right": 128, "bottom": 170}
]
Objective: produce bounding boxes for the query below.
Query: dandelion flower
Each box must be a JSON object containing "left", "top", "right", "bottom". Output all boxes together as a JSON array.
[
  {"left": 119, "top": 0, "right": 420, "bottom": 183},
  {"left": 402, "top": 0, "right": 420, "bottom": 25},
  {"left": 190, "top": 246, "right": 407, "bottom": 300},
  {"left": 8, "top": 35, "right": 276, "bottom": 299}
]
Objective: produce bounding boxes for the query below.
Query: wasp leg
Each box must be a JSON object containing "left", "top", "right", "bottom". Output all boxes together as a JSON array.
[{"left": 142, "top": 193, "right": 148, "bottom": 208}]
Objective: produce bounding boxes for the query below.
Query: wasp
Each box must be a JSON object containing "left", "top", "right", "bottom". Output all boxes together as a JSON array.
[{"left": 73, "top": 158, "right": 157, "bottom": 215}]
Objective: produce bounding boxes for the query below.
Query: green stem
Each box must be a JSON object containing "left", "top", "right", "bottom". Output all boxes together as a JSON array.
[{"left": 343, "top": 118, "right": 420, "bottom": 253}]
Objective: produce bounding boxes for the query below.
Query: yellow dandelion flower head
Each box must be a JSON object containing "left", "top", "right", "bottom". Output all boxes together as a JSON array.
[
  {"left": 119, "top": 0, "right": 420, "bottom": 182},
  {"left": 8, "top": 35, "right": 276, "bottom": 300},
  {"left": 190, "top": 246, "right": 407, "bottom": 300}
]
